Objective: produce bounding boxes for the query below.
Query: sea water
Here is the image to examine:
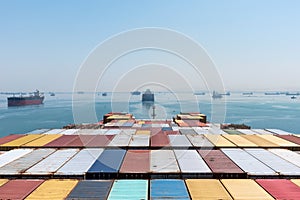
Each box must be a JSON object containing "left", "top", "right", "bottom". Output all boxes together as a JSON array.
[{"left": 0, "top": 92, "right": 299, "bottom": 137}]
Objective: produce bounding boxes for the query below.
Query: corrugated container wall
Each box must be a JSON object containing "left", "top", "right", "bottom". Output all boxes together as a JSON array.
[
  {"left": 108, "top": 180, "right": 148, "bottom": 200},
  {"left": 150, "top": 179, "right": 190, "bottom": 199}
]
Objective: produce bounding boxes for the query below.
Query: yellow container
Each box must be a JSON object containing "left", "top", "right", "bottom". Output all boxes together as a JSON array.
[
  {"left": 204, "top": 134, "right": 236, "bottom": 147},
  {"left": 136, "top": 130, "right": 151, "bottom": 135},
  {"left": 222, "top": 134, "right": 258, "bottom": 147},
  {"left": 291, "top": 179, "right": 300, "bottom": 187},
  {"left": 0, "top": 179, "right": 8, "bottom": 187},
  {"left": 256, "top": 135, "right": 299, "bottom": 147},
  {"left": 221, "top": 179, "right": 274, "bottom": 200},
  {"left": 22, "top": 134, "right": 62, "bottom": 147},
  {"left": 185, "top": 179, "right": 232, "bottom": 200},
  {"left": 0, "top": 134, "right": 45, "bottom": 147},
  {"left": 25, "top": 179, "right": 78, "bottom": 200},
  {"left": 240, "top": 135, "right": 279, "bottom": 147}
]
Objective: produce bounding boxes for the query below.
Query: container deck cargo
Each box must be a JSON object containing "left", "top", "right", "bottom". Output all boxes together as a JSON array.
[
  {"left": 0, "top": 179, "right": 8, "bottom": 186},
  {"left": 119, "top": 150, "right": 150, "bottom": 178},
  {"left": 150, "top": 150, "right": 180, "bottom": 178},
  {"left": 186, "top": 134, "right": 214, "bottom": 148},
  {"left": 268, "top": 149, "right": 300, "bottom": 168},
  {"left": 222, "top": 129, "right": 242, "bottom": 135},
  {"left": 266, "top": 128, "right": 293, "bottom": 135},
  {"left": 43, "top": 129, "right": 64, "bottom": 134},
  {"left": 174, "top": 150, "right": 212, "bottom": 178},
  {"left": 26, "top": 129, "right": 50, "bottom": 134},
  {"left": 252, "top": 129, "right": 273, "bottom": 135},
  {"left": 0, "top": 148, "right": 55, "bottom": 176},
  {"left": 291, "top": 179, "right": 300, "bottom": 186},
  {"left": 150, "top": 133, "right": 170, "bottom": 147},
  {"left": 0, "top": 179, "right": 44, "bottom": 199},
  {"left": 221, "top": 148, "right": 277, "bottom": 177},
  {"left": 0, "top": 134, "right": 25, "bottom": 145},
  {"left": 55, "top": 148, "right": 104, "bottom": 177},
  {"left": 108, "top": 180, "right": 148, "bottom": 200},
  {"left": 185, "top": 179, "right": 233, "bottom": 200},
  {"left": 0, "top": 148, "right": 33, "bottom": 168},
  {"left": 236, "top": 129, "right": 257, "bottom": 135},
  {"left": 221, "top": 179, "right": 274, "bottom": 200},
  {"left": 256, "top": 179, "right": 300, "bottom": 200},
  {"left": 136, "top": 130, "right": 151, "bottom": 135},
  {"left": 129, "top": 135, "right": 150, "bottom": 147},
  {"left": 208, "top": 128, "right": 228, "bottom": 135},
  {"left": 62, "top": 135, "right": 96, "bottom": 147},
  {"left": 120, "top": 129, "right": 136, "bottom": 135},
  {"left": 22, "top": 134, "right": 62, "bottom": 147},
  {"left": 25, "top": 149, "right": 79, "bottom": 176},
  {"left": 85, "top": 135, "right": 115, "bottom": 147},
  {"left": 179, "top": 128, "right": 198, "bottom": 135},
  {"left": 150, "top": 179, "right": 190, "bottom": 199},
  {"left": 204, "top": 134, "right": 236, "bottom": 147},
  {"left": 86, "top": 149, "right": 126, "bottom": 179},
  {"left": 105, "top": 129, "right": 122, "bottom": 135},
  {"left": 0, "top": 134, "right": 45, "bottom": 148},
  {"left": 25, "top": 179, "right": 78, "bottom": 199},
  {"left": 256, "top": 134, "right": 299, "bottom": 147},
  {"left": 107, "top": 134, "right": 131, "bottom": 147},
  {"left": 193, "top": 127, "right": 209, "bottom": 134},
  {"left": 222, "top": 134, "right": 258, "bottom": 147},
  {"left": 66, "top": 180, "right": 113, "bottom": 200},
  {"left": 275, "top": 134, "right": 300, "bottom": 145},
  {"left": 43, "top": 135, "right": 78, "bottom": 147},
  {"left": 168, "top": 135, "right": 192, "bottom": 148},
  {"left": 198, "top": 150, "right": 246, "bottom": 178},
  {"left": 60, "top": 129, "right": 80, "bottom": 135},
  {"left": 245, "top": 148, "right": 300, "bottom": 176},
  {"left": 240, "top": 135, "right": 279, "bottom": 147}
]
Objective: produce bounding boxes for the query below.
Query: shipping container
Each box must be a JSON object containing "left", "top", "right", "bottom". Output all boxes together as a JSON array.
[
  {"left": 55, "top": 148, "right": 104, "bottom": 177},
  {"left": 62, "top": 135, "right": 96, "bottom": 147},
  {"left": 222, "top": 129, "right": 242, "bottom": 135},
  {"left": 168, "top": 135, "right": 192, "bottom": 147},
  {"left": 119, "top": 150, "right": 150, "bottom": 177},
  {"left": 221, "top": 148, "right": 277, "bottom": 176},
  {"left": 0, "top": 134, "right": 45, "bottom": 147},
  {"left": 266, "top": 128, "right": 293, "bottom": 135},
  {"left": 120, "top": 129, "right": 136, "bottom": 135},
  {"left": 22, "top": 134, "right": 62, "bottom": 147},
  {"left": 150, "top": 133, "right": 170, "bottom": 147},
  {"left": 236, "top": 129, "right": 257, "bottom": 135},
  {"left": 204, "top": 134, "right": 236, "bottom": 147},
  {"left": 186, "top": 134, "right": 214, "bottom": 148},
  {"left": 85, "top": 135, "right": 115, "bottom": 147},
  {"left": 179, "top": 128, "right": 197, "bottom": 135},
  {"left": 291, "top": 179, "right": 300, "bottom": 187},
  {"left": 174, "top": 150, "right": 212, "bottom": 178},
  {"left": 150, "top": 150, "right": 180, "bottom": 178},
  {"left": 193, "top": 127, "right": 209, "bottom": 135},
  {"left": 0, "top": 148, "right": 33, "bottom": 168},
  {"left": 150, "top": 179, "right": 190, "bottom": 199},
  {"left": 107, "top": 134, "right": 131, "bottom": 147},
  {"left": 222, "top": 134, "right": 258, "bottom": 147},
  {"left": 268, "top": 149, "right": 300, "bottom": 167},
  {"left": 86, "top": 149, "right": 126, "bottom": 179},
  {"left": 208, "top": 128, "right": 227, "bottom": 135},
  {"left": 221, "top": 179, "right": 274, "bottom": 199},
  {"left": 0, "top": 179, "right": 8, "bottom": 186},
  {"left": 60, "top": 129, "right": 80, "bottom": 135},
  {"left": 25, "top": 149, "right": 79, "bottom": 175},
  {"left": 43, "top": 129, "right": 64, "bottom": 134},
  {"left": 256, "top": 134, "right": 299, "bottom": 147},
  {"left": 252, "top": 129, "right": 273, "bottom": 135},
  {"left": 43, "top": 135, "right": 78, "bottom": 147},
  {"left": 198, "top": 150, "right": 246, "bottom": 178},
  {"left": 75, "top": 129, "right": 99, "bottom": 135},
  {"left": 0, "top": 148, "right": 55, "bottom": 176},
  {"left": 275, "top": 134, "right": 300, "bottom": 145},
  {"left": 256, "top": 179, "right": 300, "bottom": 199},
  {"left": 185, "top": 179, "right": 233, "bottom": 200},
  {"left": 136, "top": 130, "right": 151, "bottom": 135},
  {"left": 0, "top": 134, "right": 25, "bottom": 145},
  {"left": 128, "top": 135, "right": 150, "bottom": 147},
  {"left": 108, "top": 180, "right": 148, "bottom": 200},
  {"left": 0, "top": 179, "right": 44, "bottom": 199},
  {"left": 25, "top": 179, "right": 78, "bottom": 199},
  {"left": 26, "top": 129, "right": 50, "bottom": 134},
  {"left": 245, "top": 148, "right": 300, "bottom": 176},
  {"left": 66, "top": 180, "right": 113, "bottom": 200},
  {"left": 240, "top": 135, "right": 279, "bottom": 147}
]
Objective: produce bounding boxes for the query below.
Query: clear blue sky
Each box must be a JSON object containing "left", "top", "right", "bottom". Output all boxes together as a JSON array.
[{"left": 0, "top": 0, "right": 299, "bottom": 92}]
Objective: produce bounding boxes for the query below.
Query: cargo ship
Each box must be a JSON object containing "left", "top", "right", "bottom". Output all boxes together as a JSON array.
[
  {"left": 142, "top": 89, "right": 154, "bottom": 102},
  {"left": 131, "top": 91, "right": 141, "bottom": 95},
  {"left": 7, "top": 90, "right": 44, "bottom": 106}
]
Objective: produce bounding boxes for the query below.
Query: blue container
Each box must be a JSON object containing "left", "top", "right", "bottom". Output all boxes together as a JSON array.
[
  {"left": 162, "top": 127, "right": 172, "bottom": 131},
  {"left": 150, "top": 179, "right": 190, "bottom": 199},
  {"left": 108, "top": 180, "right": 148, "bottom": 200}
]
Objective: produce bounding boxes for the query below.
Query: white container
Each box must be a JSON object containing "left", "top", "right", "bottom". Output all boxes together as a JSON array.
[
  {"left": 266, "top": 129, "right": 293, "bottom": 135},
  {"left": 107, "top": 134, "right": 131, "bottom": 147},
  {"left": 150, "top": 150, "right": 179, "bottom": 173},
  {"left": 186, "top": 135, "right": 214, "bottom": 148},
  {"left": 43, "top": 129, "right": 64, "bottom": 134},
  {"left": 168, "top": 135, "right": 192, "bottom": 147},
  {"left": 0, "top": 149, "right": 33, "bottom": 168},
  {"left": 269, "top": 149, "right": 300, "bottom": 168},
  {"left": 60, "top": 129, "right": 80, "bottom": 135},
  {"left": 236, "top": 129, "right": 257, "bottom": 135},
  {"left": 252, "top": 129, "right": 273, "bottom": 135},
  {"left": 128, "top": 135, "right": 149, "bottom": 147}
]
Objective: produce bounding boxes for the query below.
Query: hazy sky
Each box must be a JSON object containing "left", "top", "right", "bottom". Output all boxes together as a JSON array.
[{"left": 1, "top": 0, "right": 299, "bottom": 92}]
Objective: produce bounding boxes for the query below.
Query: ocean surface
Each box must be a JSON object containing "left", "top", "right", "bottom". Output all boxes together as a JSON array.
[{"left": 0, "top": 92, "right": 300, "bottom": 137}]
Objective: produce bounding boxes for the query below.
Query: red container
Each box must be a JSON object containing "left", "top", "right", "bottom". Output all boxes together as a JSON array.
[
  {"left": 275, "top": 135, "right": 300, "bottom": 145},
  {"left": 150, "top": 134, "right": 170, "bottom": 147},
  {"left": 44, "top": 135, "right": 78, "bottom": 147},
  {"left": 85, "top": 135, "right": 115, "bottom": 147},
  {"left": 64, "top": 135, "right": 96, "bottom": 147},
  {"left": 0, "top": 179, "right": 44, "bottom": 199},
  {"left": 164, "top": 130, "right": 179, "bottom": 135},
  {"left": 0, "top": 134, "right": 25, "bottom": 145},
  {"left": 119, "top": 150, "right": 150, "bottom": 173},
  {"left": 256, "top": 179, "right": 300, "bottom": 199},
  {"left": 198, "top": 150, "right": 245, "bottom": 177}
]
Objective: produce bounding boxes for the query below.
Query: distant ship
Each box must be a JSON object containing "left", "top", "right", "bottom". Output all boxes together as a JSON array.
[
  {"left": 7, "top": 90, "right": 44, "bottom": 107},
  {"left": 50, "top": 92, "right": 55, "bottom": 96},
  {"left": 286, "top": 92, "right": 300, "bottom": 96},
  {"left": 194, "top": 92, "right": 205, "bottom": 95},
  {"left": 221, "top": 92, "right": 231, "bottom": 96},
  {"left": 212, "top": 91, "right": 222, "bottom": 99},
  {"left": 265, "top": 92, "right": 280, "bottom": 95},
  {"left": 102, "top": 92, "right": 107, "bottom": 96},
  {"left": 142, "top": 89, "right": 154, "bottom": 102},
  {"left": 131, "top": 91, "right": 141, "bottom": 95},
  {"left": 291, "top": 96, "right": 297, "bottom": 99},
  {"left": 242, "top": 92, "right": 253, "bottom": 96}
]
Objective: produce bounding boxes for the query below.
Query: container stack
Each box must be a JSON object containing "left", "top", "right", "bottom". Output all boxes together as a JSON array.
[{"left": 0, "top": 113, "right": 300, "bottom": 198}]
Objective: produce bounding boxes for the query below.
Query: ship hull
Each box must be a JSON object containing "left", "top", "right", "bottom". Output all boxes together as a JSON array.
[{"left": 7, "top": 97, "right": 44, "bottom": 107}]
